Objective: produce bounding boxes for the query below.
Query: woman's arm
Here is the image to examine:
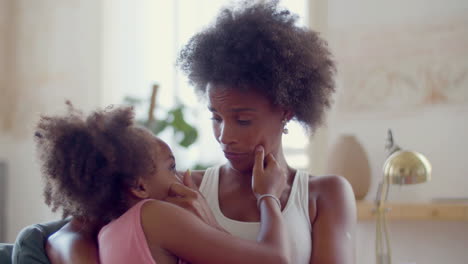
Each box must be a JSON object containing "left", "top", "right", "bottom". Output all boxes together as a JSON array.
[
  {"left": 309, "top": 175, "right": 357, "bottom": 264},
  {"left": 143, "top": 145, "right": 290, "bottom": 264}
]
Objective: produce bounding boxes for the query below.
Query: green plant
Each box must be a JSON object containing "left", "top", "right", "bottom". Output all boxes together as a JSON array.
[
  {"left": 124, "top": 84, "right": 211, "bottom": 170},
  {"left": 146, "top": 104, "right": 198, "bottom": 148},
  {"left": 123, "top": 85, "right": 198, "bottom": 148}
]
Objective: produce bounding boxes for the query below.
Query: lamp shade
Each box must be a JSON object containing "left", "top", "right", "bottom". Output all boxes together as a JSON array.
[{"left": 383, "top": 150, "right": 432, "bottom": 185}]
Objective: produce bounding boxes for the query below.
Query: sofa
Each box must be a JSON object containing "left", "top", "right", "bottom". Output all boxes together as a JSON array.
[
  {"left": 0, "top": 219, "right": 69, "bottom": 264},
  {"left": 0, "top": 243, "right": 13, "bottom": 263}
]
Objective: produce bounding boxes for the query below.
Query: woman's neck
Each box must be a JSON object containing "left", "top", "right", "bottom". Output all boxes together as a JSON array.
[{"left": 221, "top": 146, "right": 294, "bottom": 188}]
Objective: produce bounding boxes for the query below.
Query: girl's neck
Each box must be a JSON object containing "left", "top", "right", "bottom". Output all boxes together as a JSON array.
[
  {"left": 69, "top": 217, "right": 102, "bottom": 237},
  {"left": 126, "top": 197, "right": 145, "bottom": 212}
]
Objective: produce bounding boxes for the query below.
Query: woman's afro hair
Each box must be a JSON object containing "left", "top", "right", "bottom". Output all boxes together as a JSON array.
[
  {"left": 177, "top": 0, "right": 336, "bottom": 132},
  {"left": 34, "top": 103, "right": 156, "bottom": 224}
]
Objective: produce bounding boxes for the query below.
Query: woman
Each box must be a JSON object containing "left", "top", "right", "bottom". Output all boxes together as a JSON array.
[{"left": 175, "top": 1, "right": 356, "bottom": 263}]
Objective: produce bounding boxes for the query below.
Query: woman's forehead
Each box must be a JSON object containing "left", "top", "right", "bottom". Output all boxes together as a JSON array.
[{"left": 206, "top": 83, "right": 273, "bottom": 111}]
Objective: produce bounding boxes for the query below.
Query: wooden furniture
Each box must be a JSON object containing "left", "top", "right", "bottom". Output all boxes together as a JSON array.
[{"left": 357, "top": 200, "right": 468, "bottom": 221}]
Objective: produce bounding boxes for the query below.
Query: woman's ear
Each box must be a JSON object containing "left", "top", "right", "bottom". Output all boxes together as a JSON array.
[
  {"left": 129, "top": 177, "right": 150, "bottom": 199},
  {"left": 282, "top": 109, "right": 294, "bottom": 121}
]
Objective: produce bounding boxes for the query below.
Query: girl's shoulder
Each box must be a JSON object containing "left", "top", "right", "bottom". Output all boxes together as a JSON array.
[
  {"left": 140, "top": 199, "right": 194, "bottom": 227},
  {"left": 140, "top": 199, "right": 180, "bottom": 216},
  {"left": 139, "top": 199, "right": 204, "bottom": 248}
]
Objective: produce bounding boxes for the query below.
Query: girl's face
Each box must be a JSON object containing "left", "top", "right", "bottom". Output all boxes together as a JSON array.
[
  {"left": 140, "top": 134, "right": 182, "bottom": 200},
  {"left": 207, "top": 83, "right": 288, "bottom": 173}
]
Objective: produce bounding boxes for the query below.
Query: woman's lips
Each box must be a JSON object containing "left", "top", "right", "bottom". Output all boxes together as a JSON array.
[{"left": 223, "top": 151, "right": 248, "bottom": 161}]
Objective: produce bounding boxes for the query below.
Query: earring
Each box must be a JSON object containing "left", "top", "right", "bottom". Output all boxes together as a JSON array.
[{"left": 282, "top": 119, "right": 289, "bottom": 134}]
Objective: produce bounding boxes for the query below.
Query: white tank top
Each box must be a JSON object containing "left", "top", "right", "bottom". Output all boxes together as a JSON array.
[{"left": 199, "top": 166, "right": 312, "bottom": 264}]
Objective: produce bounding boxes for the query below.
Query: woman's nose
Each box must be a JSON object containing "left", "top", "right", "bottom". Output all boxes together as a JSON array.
[{"left": 218, "top": 123, "right": 236, "bottom": 145}]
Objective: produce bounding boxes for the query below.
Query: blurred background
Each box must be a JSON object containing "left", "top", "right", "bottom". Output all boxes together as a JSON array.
[{"left": 0, "top": 0, "right": 467, "bottom": 263}]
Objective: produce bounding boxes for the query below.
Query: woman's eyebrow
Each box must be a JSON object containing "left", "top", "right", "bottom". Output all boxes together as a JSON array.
[
  {"left": 208, "top": 106, "right": 216, "bottom": 112},
  {"left": 208, "top": 106, "right": 257, "bottom": 112},
  {"left": 230, "top": 108, "right": 256, "bottom": 113}
]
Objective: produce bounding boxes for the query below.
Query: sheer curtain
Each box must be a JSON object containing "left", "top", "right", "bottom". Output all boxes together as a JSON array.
[{"left": 102, "top": 0, "right": 309, "bottom": 170}]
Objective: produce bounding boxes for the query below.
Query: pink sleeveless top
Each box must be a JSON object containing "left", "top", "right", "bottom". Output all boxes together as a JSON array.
[{"left": 98, "top": 199, "right": 186, "bottom": 264}]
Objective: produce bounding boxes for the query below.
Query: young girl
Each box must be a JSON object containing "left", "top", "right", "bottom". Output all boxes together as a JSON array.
[{"left": 35, "top": 103, "right": 291, "bottom": 264}]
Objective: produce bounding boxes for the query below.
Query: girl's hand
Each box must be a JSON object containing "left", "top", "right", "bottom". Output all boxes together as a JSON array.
[{"left": 251, "top": 145, "right": 287, "bottom": 199}]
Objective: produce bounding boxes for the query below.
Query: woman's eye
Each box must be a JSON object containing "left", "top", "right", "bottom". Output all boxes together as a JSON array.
[
  {"left": 210, "top": 117, "right": 222, "bottom": 123},
  {"left": 237, "top": 120, "right": 251, "bottom": 126},
  {"left": 170, "top": 163, "right": 177, "bottom": 171}
]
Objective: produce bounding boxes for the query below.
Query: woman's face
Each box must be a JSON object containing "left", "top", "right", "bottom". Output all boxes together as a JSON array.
[{"left": 207, "top": 83, "right": 287, "bottom": 173}]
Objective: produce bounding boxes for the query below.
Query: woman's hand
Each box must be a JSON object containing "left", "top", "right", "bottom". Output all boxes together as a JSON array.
[
  {"left": 165, "top": 171, "right": 227, "bottom": 233},
  {"left": 251, "top": 145, "right": 287, "bottom": 199}
]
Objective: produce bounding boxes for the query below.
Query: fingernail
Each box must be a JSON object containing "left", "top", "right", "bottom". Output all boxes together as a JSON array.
[
  {"left": 186, "top": 169, "right": 191, "bottom": 176},
  {"left": 256, "top": 145, "right": 264, "bottom": 152}
]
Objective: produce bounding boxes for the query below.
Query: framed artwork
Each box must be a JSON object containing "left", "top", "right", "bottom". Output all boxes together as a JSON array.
[{"left": 328, "top": 1, "right": 468, "bottom": 116}]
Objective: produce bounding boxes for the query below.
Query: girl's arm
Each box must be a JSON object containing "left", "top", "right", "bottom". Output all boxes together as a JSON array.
[
  {"left": 142, "top": 146, "right": 290, "bottom": 264},
  {"left": 166, "top": 170, "right": 228, "bottom": 234}
]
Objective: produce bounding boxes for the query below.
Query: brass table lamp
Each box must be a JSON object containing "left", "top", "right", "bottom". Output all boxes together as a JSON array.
[{"left": 375, "top": 130, "right": 432, "bottom": 264}]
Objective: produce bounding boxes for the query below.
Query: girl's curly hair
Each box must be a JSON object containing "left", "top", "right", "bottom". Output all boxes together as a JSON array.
[
  {"left": 34, "top": 103, "right": 156, "bottom": 224},
  {"left": 177, "top": 0, "right": 336, "bottom": 132}
]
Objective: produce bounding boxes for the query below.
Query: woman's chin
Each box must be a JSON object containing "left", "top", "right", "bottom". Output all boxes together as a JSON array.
[{"left": 227, "top": 160, "right": 254, "bottom": 174}]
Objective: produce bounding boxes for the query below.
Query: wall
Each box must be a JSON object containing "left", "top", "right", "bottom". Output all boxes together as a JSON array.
[
  {"left": 0, "top": 0, "right": 102, "bottom": 242},
  {"left": 325, "top": 0, "right": 468, "bottom": 263},
  {"left": 0, "top": 0, "right": 12, "bottom": 133}
]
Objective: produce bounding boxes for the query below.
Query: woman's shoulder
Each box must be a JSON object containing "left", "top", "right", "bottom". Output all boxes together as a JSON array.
[
  {"left": 305, "top": 174, "right": 354, "bottom": 211},
  {"left": 306, "top": 174, "right": 356, "bottom": 223},
  {"left": 46, "top": 221, "right": 99, "bottom": 264},
  {"left": 176, "top": 169, "right": 207, "bottom": 188},
  {"left": 191, "top": 169, "right": 207, "bottom": 188},
  {"left": 307, "top": 174, "right": 352, "bottom": 198}
]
